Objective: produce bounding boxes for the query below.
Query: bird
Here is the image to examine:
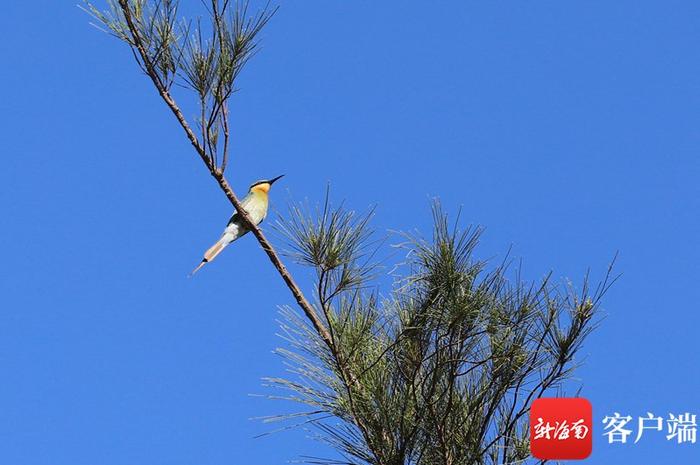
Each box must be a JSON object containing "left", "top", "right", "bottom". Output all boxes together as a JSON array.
[{"left": 190, "top": 175, "right": 284, "bottom": 276}]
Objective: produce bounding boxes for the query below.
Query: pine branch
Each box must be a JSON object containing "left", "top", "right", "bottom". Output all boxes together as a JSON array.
[
  {"left": 85, "top": 2, "right": 386, "bottom": 460},
  {"left": 104, "top": 1, "right": 334, "bottom": 348},
  {"left": 271, "top": 198, "right": 615, "bottom": 465}
]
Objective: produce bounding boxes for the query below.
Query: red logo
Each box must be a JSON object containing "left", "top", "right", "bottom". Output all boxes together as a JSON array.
[{"left": 530, "top": 398, "right": 592, "bottom": 460}]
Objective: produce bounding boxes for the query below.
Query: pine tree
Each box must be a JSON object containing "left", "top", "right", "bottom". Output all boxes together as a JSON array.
[{"left": 84, "top": 3, "right": 615, "bottom": 464}]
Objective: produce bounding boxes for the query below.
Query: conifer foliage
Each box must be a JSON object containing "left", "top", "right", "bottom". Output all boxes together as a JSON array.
[
  {"left": 85, "top": 3, "right": 614, "bottom": 464},
  {"left": 271, "top": 198, "right": 613, "bottom": 465}
]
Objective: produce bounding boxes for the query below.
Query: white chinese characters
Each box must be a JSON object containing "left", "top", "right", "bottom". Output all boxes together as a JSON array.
[
  {"left": 534, "top": 418, "right": 589, "bottom": 441},
  {"left": 667, "top": 413, "right": 697, "bottom": 444},
  {"left": 602, "top": 412, "right": 697, "bottom": 445}
]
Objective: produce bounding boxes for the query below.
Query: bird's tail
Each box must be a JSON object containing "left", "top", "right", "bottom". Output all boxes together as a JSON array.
[{"left": 189, "top": 235, "right": 231, "bottom": 277}]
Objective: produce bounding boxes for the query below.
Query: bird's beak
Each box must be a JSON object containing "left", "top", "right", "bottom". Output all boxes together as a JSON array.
[{"left": 269, "top": 174, "right": 285, "bottom": 185}]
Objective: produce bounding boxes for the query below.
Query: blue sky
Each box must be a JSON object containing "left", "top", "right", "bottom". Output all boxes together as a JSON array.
[{"left": 1, "top": 1, "right": 699, "bottom": 464}]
